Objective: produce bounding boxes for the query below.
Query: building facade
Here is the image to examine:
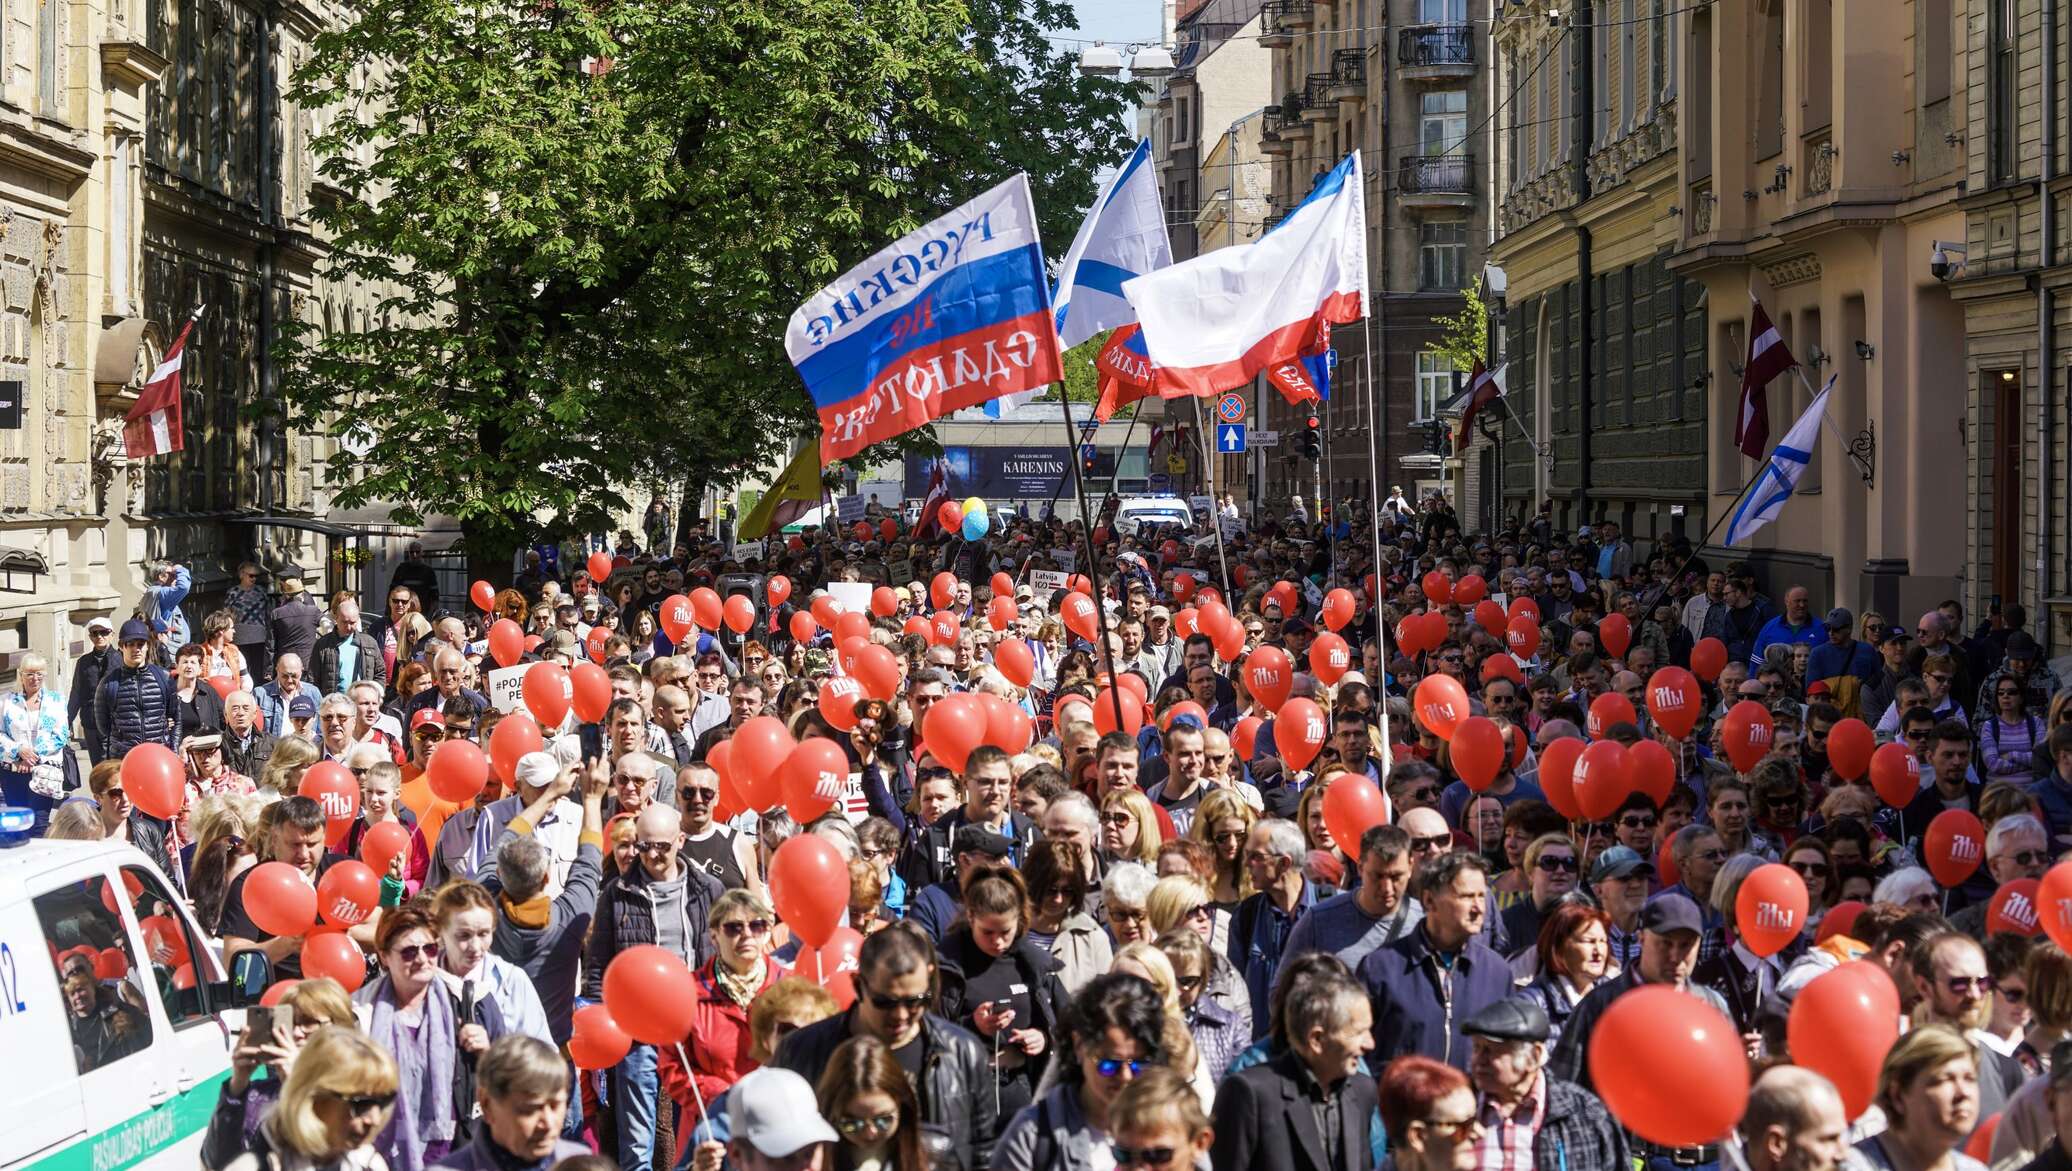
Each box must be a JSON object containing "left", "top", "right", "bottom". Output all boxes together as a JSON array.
[
  {"left": 1256, "top": 0, "right": 1492, "bottom": 516},
  {"left": 0, "top": 0, "right": 392, "bottom": 684}
]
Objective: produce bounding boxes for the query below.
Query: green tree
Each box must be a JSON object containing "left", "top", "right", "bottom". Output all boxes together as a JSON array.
[
  {"left": 279, "top": 0, "right": 1131, "bottom": 573},
  {"left": 1432, "top": 274, "right": 1491, "bottom": 371}
]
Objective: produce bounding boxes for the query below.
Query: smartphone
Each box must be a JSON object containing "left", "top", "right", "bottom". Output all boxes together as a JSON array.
[{"left": 245, "top": 1005, "right": 275, "bottom": 1046}]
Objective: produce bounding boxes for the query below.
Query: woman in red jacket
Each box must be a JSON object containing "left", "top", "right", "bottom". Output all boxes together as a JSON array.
[{"left": 657, "top": 888, "right": 786, "bottom": 1156}]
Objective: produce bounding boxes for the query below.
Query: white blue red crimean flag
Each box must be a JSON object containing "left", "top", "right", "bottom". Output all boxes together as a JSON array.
[
  {"left": 787, "top": 174, "right": 1063, "bottom": 464},
  {"left": 1122, "top": 151, "right": 1367, "bottom": 397}
]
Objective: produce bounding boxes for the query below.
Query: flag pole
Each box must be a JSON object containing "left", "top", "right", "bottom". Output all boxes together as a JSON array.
[
  {"left": 1357, "top": 311, "right": 1393, "bottom": 770},
  {"left": 1105, "top": 409, "right": 1141, "bottom": 499},
  {"left": 1634, "top": 449, "right": 1775, "bottom": 623},
  {"left": 1190, "top": 395, "right": 1233, "bottom": 592},
  {"left": 1056, "top": 384, "right": 1128, "bottom": 730}
]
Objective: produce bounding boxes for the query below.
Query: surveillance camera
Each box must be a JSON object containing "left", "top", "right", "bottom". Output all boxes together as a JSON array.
[{"left": 1929, "top": 246, "right": 1950, "bottom": 281}]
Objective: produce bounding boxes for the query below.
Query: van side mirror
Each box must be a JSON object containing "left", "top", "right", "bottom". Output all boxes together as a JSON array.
[{"left": 221, "top": 950, "right": 274, "bottom": 1006}]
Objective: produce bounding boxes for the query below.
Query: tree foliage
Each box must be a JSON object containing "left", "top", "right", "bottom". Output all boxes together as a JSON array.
[
  {"left": 279, "top": 0, "right": 1132, "bottom": 559},
  {"left": 1432, "top": 275, "right": 1491, "bottom": 371}
]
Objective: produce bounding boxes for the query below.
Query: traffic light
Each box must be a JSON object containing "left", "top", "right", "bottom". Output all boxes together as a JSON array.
[{"left": 1299, "top": 412, "right": 1322, "bottom": 460}]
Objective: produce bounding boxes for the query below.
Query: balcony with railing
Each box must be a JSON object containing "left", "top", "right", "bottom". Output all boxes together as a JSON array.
[
  {"left": 1258, "top": 0, "right": 1302, "bottom": 47},
  {"left": 1397, "top": 24, "right": 1474, "bottom": 76},
  {"left": 1303, "top": 73, "right": 1336, "bottom": 121},
  {"left": 1276, "top": 90, "right": 1313, "bottom": 138},
  {"left": 1398, "top": 153, "right": 1476, "bottom": 206},
  {"left": 1260, "top": 105, "right": 1293, "bottom": 155},
  {"left": 1330, "top": 47, "right": 1366, "bottom": 103}
]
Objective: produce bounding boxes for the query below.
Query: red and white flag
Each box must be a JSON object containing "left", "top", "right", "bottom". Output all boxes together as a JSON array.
[
  {"left": 1454, "top": 361, "right": 1502, "bottom": 449},
  {"left": 1737, "top": 296, "right": 1796, "bottom": 459},
  {"left": 124, "top": 311, "right": 200, "bottom": 459},
  {"left": 911, "top": 458, "right": 952, "bottom": 540}
]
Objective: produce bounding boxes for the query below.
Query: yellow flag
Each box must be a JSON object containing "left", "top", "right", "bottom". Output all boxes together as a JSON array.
[{"left": 738, "top": 445, "right": 826, "bottom": 539}]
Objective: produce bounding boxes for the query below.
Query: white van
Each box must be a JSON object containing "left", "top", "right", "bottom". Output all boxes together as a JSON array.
[
  {"left": 0, "top": 832, "right": 236, "bottom": 1171},
  {"left": 1113, "top": 496, "right": 1195, "bottom": 537}
]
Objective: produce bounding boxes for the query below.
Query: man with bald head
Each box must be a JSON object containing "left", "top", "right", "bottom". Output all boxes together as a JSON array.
[
  {"left": 404, "top": 647, "right": 489, "bottom": 720},
  {"left": 255, "top": 653, "right": 321, "bottom": 733},
  {"left": 1739, "top": 1066, "right": 1847, "bottom": 1171},
  {"left": 651, "top": 684, "right": 696, "bottom": 769},
  {"left": 586, "top": 801, "right": 722, "bottom": 1171}
]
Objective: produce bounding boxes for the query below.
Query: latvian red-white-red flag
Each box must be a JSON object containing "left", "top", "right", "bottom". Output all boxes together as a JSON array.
[
  {"left": 911, "top": 458, "right": 952, "bottom": 540},
  {"left": 124, "top": 312, "right": 199, "bottom": 458},
  {"left": 1737, "top": 296, "right": 1796, "bottom": 459},
  {"left": 1454, "top": 361, "right": 1502, "bottom": 449}
]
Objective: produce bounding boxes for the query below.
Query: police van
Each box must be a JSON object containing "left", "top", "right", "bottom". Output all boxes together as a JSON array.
[{"left": 0, "top": 815, "right": 237, "bottom": 1171}]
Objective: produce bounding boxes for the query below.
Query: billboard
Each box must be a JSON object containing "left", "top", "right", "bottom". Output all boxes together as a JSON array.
[{"left": 904, "top": 446, "right": 1078, "bottom": 500}]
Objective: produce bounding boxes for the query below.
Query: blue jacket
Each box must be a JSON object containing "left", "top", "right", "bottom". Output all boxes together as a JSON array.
[
  {"left": 908, "top": 879, "right": 961, "bottom": 944},
  {"left": 434, "top": 1131, "right": 590, "bottom": 1171},
  {"left": 142, "top": 564, "right": 192, "bottom": 644},
  {"left": 2029, "top": 771, "right": 2072, "bottom": 849},
  {"left": 1750, "top": 615, "right": 1823, "bottom": 668},
  {"left": 1806, "top": 638, "right": 1881, "bottom": 688},
  {"left": 1228, "top": 883, "right": 1319, "bottom": 1037},
  {"left": 1358, "top": 924, "right": 1514, "bottom": 1072},
  {"left": 95, "top": 663, "right": 175, "bottom": 759}
]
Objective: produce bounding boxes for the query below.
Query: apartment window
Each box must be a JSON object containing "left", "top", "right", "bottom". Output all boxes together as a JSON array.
[
  {"left": 37, "top": 0, "right": 58, "bottom": 117},
  {"left": 1506, "top": 50, "right": 1522, "bottom": 189},
  {"left": 1990, "top": 0, "right": 2017, "bottom": 181},
  {"left": 1755, "top": 0, "right": 1784, "bottom": 158},
  {"left": 1592, "top": 8, "right": 1609, "bottom": 144},
  {"left": 1420, "top": 219, "right": 1467, "bottom": 290},
  {"left": 1420, "top": 0, "right": 1465, "bottom": 21},
  {"left": 1422, "top": 90, "right": 1467, "bottom": 156},
  {"left": 1620, "top": 0, "right": 1637, "bottom": 131},
  {"left": 1415, "top": 352, "right": 1456, "bottom": 422}
]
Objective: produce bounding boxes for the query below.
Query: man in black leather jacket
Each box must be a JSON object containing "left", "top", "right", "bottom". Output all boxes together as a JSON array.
[{"left": 773, "top": 921, "right": 999, "bottom": 1170}]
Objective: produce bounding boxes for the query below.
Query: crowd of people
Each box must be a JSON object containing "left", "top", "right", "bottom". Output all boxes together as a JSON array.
[{"left": 9, "top": 491, "right": 2072, "bottom": 1171}]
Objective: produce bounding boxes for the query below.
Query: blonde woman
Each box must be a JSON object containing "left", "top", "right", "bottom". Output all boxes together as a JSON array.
[
  {"left": 218, "top": 1025, "right": 398, "bottom": 1171},
  {"left": 1187, "top": 788, "right": 1256, "bottom": 910},
  {"left": 204, "top": 978, "right": 359, "bottom": 1168},
  {"left": 1099, "top": 789, "right": 1161, "bottom": 867},
  {"left": 1144, "top": 874, "right": 1253, "bottom": 1044},
  {"left": 1109, "top": 942, "right": 1213, "bottom": 1110},
  {"left": 259, "top": 736, "right": 322, "bottom": 797}
]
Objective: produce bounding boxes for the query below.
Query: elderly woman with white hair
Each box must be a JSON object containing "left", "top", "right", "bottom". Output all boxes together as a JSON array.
[
  {"left": 1103, "top": 860, "right": 1159, "bottom": 947},
  {"left": 1875, "top": 867, "right": 1943, "bottom": 916},
  {"left": 1, "top": 652, "right": 70, "bottom": 830}
]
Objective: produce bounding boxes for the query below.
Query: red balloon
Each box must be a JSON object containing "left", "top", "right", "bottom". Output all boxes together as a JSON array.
[
  {"left": 1172, "top": 574, "right": 1197, "bottom": 604},
  {"left": 769, "top": 835, "right": 852, "bottom": 949},
  {"left": 298, "top": 761, "right": 359, "bottom": 831},
  {"left": 1988, "top": 878, "right": 2042, "bottom": 937},
  {"left": 659, "top": 594, "right": 695, "bottom": 643},
  {"left": 522, "top": 662, "right": 572, "bottom": 728},
  {"left": 852, "top": 644, "right": 902, "bottom": 702},
  {"left": 317, "top": 860, "right": 381, "bottom": 928},
  {"left": 1587, "top": 692, "right": 1639, "bottom": 739},
  {"left": 930, "top": 572, "right": 958, "bottom": 610},
  {"left": 242, "top": 861, "right": 318, "bottom": 937},
  {"left": 1413, "top": 675, "right": 1471, "bottom": 741},
  {"left": 2043, "top": 863, "right": 2072, "bottom": 953},
  {"left": 1473, "top": 600, "right": 1507, "bottom": 637},
  {"left": 783, "top": 738, "right": 851, "bottom": 823},
  {"left": 1172, "top": 607, "right": 1199, "bottom": 639},
  {"left": 930, "top": 611, "right": 959, "bottom": 647},
  {"left": 1321, "top": 588, "right": 1355, "bottom": 632},
  {"left": 488, "top": 618, "right": 525, "bottom": 668},
  {"left": 1588, "top": 985, "right": 1749, "bottom": 1146},
  {"left": 1245, "top": 647, "right": 1293, "bottom": 711},
  {"left": 708, "top": 741, "right": 743, "bottom": 822},
  {"left": 523, "top": 634, "right": 544, "bottom": 655},
  {"left": 1827, "top": 718, "right": 1875, "bottom": 782},
  {"left": 360, "top": 820, "right": 410, "bottom": 875},
  {"left": 1421, "top": 571, "right": 1453, "bottom": 604},
  {"left": 1870, "top": 741, "right": 1923, "bottom": 808},
  {"left": 937, "top": 501, "right": 963, "bottom": 533},
  {"left": 470, "top": 580, "right": 495, "bottom": 612},
  {"left": 1690, "top": 637, "right": 1729, "bottom": 682},
  {"left": 1538, "top": 738, "right": 1585, "bottom": 821},
  {"left": 833, "top": 610, "right": 869, "bottom": 647},
  {"left": 983, "top": 696, "right": 1034, "bottom": 755},
  {"left": 1159, "top": 701, "right": 1209, "bottom": 733},
  {"left": 1720, "top": 700, "right": 1775, "bottom": 773},
  {"left": 1508, "top": 596, "right": 1542, "bottom": 625},
  {"left": 121, "top": 743, "right": 186, "bottom": 820},
  {"left": 995, "top": 640, "right": 1035, "bottom": 688},
  {"left": 789, "top": 611, "right": 819, "bottom": 644},
  {"left": 865, "top": 586, "right": 895, "bottom": 618},
  {"left": 1572, "top": 740, "right": 1632, "bottom": 820},
  {"left": 1788, "top": 963, "right": 1901, "bottom": 1119},
  {"left": 1598, "top": 613, "right": 1633, "bottom": 659},
  {"left": 569, "top": 1004, "right": 633, "bottom": 1070},
  {"left": 1322, "top": 776, "right": 1390, "bottom": 856},
  {"left": 585, "top": 626, "right": 610, "bottom": 664},
  {"left": 1481, "top": 655, "right": 1524, "bottom": 687},
  {"left": 730, "top": 716, "right": 795, "bottom": 813},
  {"left": 902, "top": 616, "right": 932, "bottom": 640},
  {"left": 259, "top": 979, "right": 299, "bottom": 1007},
  {"left": 723, "top": 595, "right": 757, "bottom": 635},
  {"left": 880, "top": 519, "right": 897, "bottom": 542},
  {"left": 1645, "top": 668, "right": 1701, "bottom": 740},
  {"left": 603, "top": 944, "right": 702, "bottom": 1045},
  {"left": 809, "top": 926, "right": 865, "bottom": 988},
  {"left": 93, "top": 947, "right": 129, "bottom": 981},
  {"left": 489, "top": 712, "right": 545, "bottom": 788},
  {"left": 991, "top": 572, "right": 1013, "bottom": 598},
  {"left": 301, "top": 932, "right": 365, "bottom": 992},
  {"left": 1923, "top": 809, "right": 1986, "bottom": 888},
  {"left": 426, "top": 738, "right": 488, "bottom": 804},
  {"left": 206, "top": 675, "right": 236, "bottom": 701},
  {"left": 1277, "top": 698, "right": 1328, "bottom": 771},
  {"left": 987, "top": 596, "right": 1016, "bottom": 632},
  {"left": 587, "top": 552, "right": 614, "bottom": 583},
  {"left": 1309, "top": 633, "right": 1352, "bottom": 684},
  {"left": 1451, "top": 716, "right": 1505, "bottom": 792},
  {"left": 1735, "top": 863, "right": 1809, "bottom": 957},
  {"left": 1062, "top": 593, "right": 1099, "bottom": 643},
  {"left": 922, "top": 693, "right": 987, "bottom": 772},
  {"left": 818, "top": 677, "right": 864, "bottom": 732},
  {"left": 1091, "top": 688, "right": 1144, "bottom": 738},
  {"left": 1454, "top": 574, "right": 1488, "bottom": 604},
  {"left": 1233, "top": 716, "right": 1262, "bottom": 762},
  {"left": 1627, "top": 740, "right": 1676, "bottom": 807},
  {"left": 1213, "top": 620, "right": 1245, "bottom": 662},
  {"left": 768, "top": 575, "right": 794, "bottom": 608},
  {"left": 139, "top": 913, "right": 187, "bottom": 966},
  {"left": 571, "top": 661, "right": 612, "bottom": 723},
  {"left": 690, "top": 588, "right": 723, "bottom": 633},
  {"left": 1505, "top": 616, "right": 1542, "bottom": 660}
]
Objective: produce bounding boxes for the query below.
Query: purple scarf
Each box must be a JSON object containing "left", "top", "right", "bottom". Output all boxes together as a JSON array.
[{"left": 359, "top": 975, "right": 458, "bottom": 1171}]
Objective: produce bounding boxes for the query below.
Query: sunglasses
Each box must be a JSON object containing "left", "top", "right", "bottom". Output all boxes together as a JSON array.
[
  {"left": 1946, "top": 975, "right": 1996, "bottom": 995},
  {"left": 718, "top": 918, "right": 772, "bottom": 938},
  {"left": 1095, "top": 1057, "right": 1147, "bottom": 1079},
  {"left": 1411, "top": 833, "right": 1450, "bottom": 852},
  {"left": 1406, "top": 786, "right": 1441, "bottom": 803},
  {"left": 1112, "top": 1146, "right": 1180, "bottom": 1168},
  {"left": 632, "top": 839, "right": 677, "bottom": 855},
  {"left": 1212, "top": 830, "right": 1246, "bottom": 844},
  {"left": 1789, "top": 861, "right": 1829, "bottom": 877},
  {"left": 1619, "top": 815, "right": 1655, "bottom": 829},
  {"left": 1695, "top": 847, "right": 1728, "bottom": 863},
  {"left": 414, "top": 727, "right": 446, "bottom": 740},
  {"left": 1423, "top": 1117, "right": 1482, "bottom": 1142},
  {"left": 681, "top": 786, "right": 719, "bottom": 801},
  {"left": 1102, "top": 812, "right": 1136, "bottom": 827},
  {"left": 835, "top": 1113, "right": 898, "bottom": 1138},
  {"left": 864, "top": 989, "right": 931, "bottom": 1013},
  {"left": 391, "top": 941, "right": 441, "bottom": 963},
  {"left": 322, "top": 1091, "right": 398, "bottom": 1117},
  {"left": 1536, "top": 855, "right": 1578, "bottom": 873},
  {"left": 2005, "top": 850, "right": 2050, "bottom": 867}
]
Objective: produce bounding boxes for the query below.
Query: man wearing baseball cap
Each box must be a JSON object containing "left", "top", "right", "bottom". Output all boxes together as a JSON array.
[
  {"left": 1549, "top": 894, "right": 1730, "bottom": 1104},
  {"left": 95, "top": 618, "right": 177, "bottom": 761},
  {"left": 722, "top": 1068, "right": 838, "bottom": 1171},
  {"left": 68, "top": 617, "right": 120, "bottom": 763}
]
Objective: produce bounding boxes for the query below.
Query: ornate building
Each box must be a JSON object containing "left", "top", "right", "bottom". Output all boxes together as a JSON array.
[{"left": 0, "top": 0, "right": 393, "bottom": 682}]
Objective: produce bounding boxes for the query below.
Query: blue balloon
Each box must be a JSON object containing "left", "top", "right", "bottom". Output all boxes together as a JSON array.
[{"left": 961, "top": 512, "right": 988, "bottom": 541}]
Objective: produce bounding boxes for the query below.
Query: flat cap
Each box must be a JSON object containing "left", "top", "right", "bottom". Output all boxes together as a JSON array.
[{"left": 1462, "top": 998, "right": 1551, "bottom": 1044}]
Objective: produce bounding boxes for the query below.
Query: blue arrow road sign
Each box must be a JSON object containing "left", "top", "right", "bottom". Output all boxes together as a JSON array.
[{"left": 1218, "top": 423, "right": 1246, "bottom": 453}]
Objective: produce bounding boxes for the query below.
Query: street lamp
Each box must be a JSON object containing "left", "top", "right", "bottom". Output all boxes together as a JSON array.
[
  {"left": 1076, "top": 41, "right": 1176, "bottom": 79},
  {"left": 1077, "top": 42, "right": 1124, "bottom": 76}
]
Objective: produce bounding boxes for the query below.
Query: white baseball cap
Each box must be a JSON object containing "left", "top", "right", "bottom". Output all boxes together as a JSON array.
[{"left": 728, "top": 1068, "right": 838, "bottom": 1157}]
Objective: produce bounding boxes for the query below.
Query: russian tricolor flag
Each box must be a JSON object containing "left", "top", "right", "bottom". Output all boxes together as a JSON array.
[
  {"left": 787, "top": 174, "right": 1063, "bottom": 464},
  {"left": 1123, "top": 152, "right": 1367, "bottom": 397}
]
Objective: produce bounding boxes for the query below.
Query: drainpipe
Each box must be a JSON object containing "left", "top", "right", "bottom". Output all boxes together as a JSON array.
[
  {"left": 2043, "top": 0, "right": 2059, "bottom": 654},
  {"left": 1570, "top": 1, "right": 1595, "bottom": 521},
  {"left": 256, "top": 3, "right": 278, "bottom": 514}
]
